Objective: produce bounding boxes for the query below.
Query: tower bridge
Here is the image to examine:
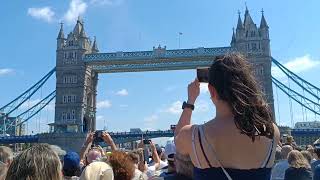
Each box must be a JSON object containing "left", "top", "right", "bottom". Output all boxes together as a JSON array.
[{"left": 0, "top": 7, "right": 319, "bottom": 151}]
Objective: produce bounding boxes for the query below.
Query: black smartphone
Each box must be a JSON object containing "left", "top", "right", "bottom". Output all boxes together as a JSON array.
[
  {"left": 197, "top": 68, "right": 209, "bottom": 83},
  {"left": 93, "top": 130, "right": 104, "bottom": 143},
  {"left": 143, "top": 139, "right": 151, "bottom": 144}
]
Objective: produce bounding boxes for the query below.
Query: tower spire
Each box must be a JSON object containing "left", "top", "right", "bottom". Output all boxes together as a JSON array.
[
  {"left": 231, "top": 27, "right": 236, "bottom": 44},
  {"left": 243, "top": 5, "right": 254, "bottom": 27},
  {"left": 260, "top": 8, "right": 269, "bottom": 28},
  {"left": 92, "top": 36, "right": 99, "bottom": 53},
  {"left": 80, "top": 22, "right": 87, "bottom": 38},
  {"left": 57, "top": 22, "right": 65, "bottom": 39},
  {"left": 236, "top": 10, "right": 243, "bottom": 29}
]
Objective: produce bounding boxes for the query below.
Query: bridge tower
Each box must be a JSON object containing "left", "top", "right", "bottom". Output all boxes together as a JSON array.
[
  {"left": 231, "top": 7, "right": 275, "bottom": 116},
  {"left": 52, "top": 18, "right": 99, "bottom": 133}
]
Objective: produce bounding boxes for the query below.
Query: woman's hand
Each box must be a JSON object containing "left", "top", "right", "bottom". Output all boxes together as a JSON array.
[
  {"left": 187, "top": 79, "right": 200, "bottom": 105},
  {"left": 102, "top": 131, "right": 113, "bottom": 145}
]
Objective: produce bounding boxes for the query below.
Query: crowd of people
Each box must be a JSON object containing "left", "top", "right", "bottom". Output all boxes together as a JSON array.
[
  {"left": 0, "top": 131, "right": 192, "bottom": 180},
  {"left": 0, "top": 54, "right": 318, "bottom": 180}
]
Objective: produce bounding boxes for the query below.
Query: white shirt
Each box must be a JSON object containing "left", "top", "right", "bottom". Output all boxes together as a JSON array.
[{"left": 271, "top": 159, "right": 289, "bottom": 180}]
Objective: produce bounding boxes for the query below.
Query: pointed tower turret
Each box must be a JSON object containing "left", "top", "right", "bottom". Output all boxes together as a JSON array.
[
  {"left": 243, "top": 6, "right": 255, "bottom": 28},
  {"left": 259, "top": 9, "right": 269, "bottom": 29},
  {"left": 57, "top": 23, "right": 65, "bottom": 49},
  {"left": 236, "top": 11, "right": 244, "bottom": 30},
  {"left": 231, "top": 28, "right": 236, "bottom": 46},
  {"left": 73, "top": 16, "right": 83, "bottom": 36},
  {"left": 91, "top": 36, "right": 99, "bottom": 53},
  {"left": 80, "top": 23, "right": 87, "bottom": 38}
]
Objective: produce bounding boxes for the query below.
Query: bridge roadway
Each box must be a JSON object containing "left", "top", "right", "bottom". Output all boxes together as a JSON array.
[
  {"left": 0, "top": 130, "right": 174, "bottom": 144},
  {"left": 84, "top": 46, "right": 234, "bottom": 73}
]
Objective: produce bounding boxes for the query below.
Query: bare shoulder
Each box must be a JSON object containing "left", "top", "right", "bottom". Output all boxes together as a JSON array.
[
  {"left": 273, "top": 123, "right": 280, "bottom": 142},
  {"left": 175, "top": 124, "right": 194, "bottom": 155}
]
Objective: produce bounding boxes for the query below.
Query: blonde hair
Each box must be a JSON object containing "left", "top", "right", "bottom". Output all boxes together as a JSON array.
[
  {"left": 6, "top": 144, "right": 62, "bottom": 180},
  {"left": 287, "top": 150, "right": 310, "bottom": 169}
]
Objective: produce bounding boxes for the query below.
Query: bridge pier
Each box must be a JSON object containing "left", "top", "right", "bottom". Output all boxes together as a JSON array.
[{"left": 39, "top": 133, "right": 86, "bottom": 153}]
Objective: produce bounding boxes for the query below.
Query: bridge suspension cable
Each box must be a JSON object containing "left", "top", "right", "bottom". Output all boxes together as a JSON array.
[
  {"left": 0, "top": 67, "right": 56, "bottom": 117},
  {"left": 0, "top": 91, "right": 56, "bottom": 134},
  {"left": 272, "top": 77, "right": 320, "bottom": 116},
  {"left": 272, "top": 58, "right": 320, "bottom": 101}
]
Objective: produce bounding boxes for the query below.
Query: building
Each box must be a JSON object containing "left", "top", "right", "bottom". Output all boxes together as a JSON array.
[
  {"left": 52, "top": 7, "right": 274, "bottom": 133},
  {"left": 291, "top": 121, "right": 320, "bottom": 145},
  {"left": 231, "top": 7, "right": 274, "bottom": 117},
  {"left": 51, "top": 17, "right": 99, "bottom": 133}
]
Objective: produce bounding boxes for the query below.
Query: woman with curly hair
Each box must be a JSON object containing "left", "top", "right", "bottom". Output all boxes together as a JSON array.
[
  {"left": 108, "top": 151, "right": 135, "bottom": 180},
  {"left": 175, "top": 54, "right": 280, "bottom": 180}
]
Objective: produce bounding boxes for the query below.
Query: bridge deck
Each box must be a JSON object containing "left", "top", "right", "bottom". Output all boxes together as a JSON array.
[{"left": 83, "top": 47, "right": 234, "bottom": 73}]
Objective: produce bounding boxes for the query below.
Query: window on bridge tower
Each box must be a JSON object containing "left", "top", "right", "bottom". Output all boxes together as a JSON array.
[
  {"left": 71, "top": 110, "right": 75, "bottom": 120},
  {"left": 62, "top": 112, "right": 66, "bottom": 120},
  {"left": 63, "top": 96, "right": 67, "bottom": 103}
]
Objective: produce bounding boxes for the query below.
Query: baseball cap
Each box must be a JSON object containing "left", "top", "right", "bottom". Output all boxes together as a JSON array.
[
  {"left": 63, "top": 151, "right": 80, "bottom": 170},
  {"left": 165, "top": 142, "right": 176, "bottom": 161}
]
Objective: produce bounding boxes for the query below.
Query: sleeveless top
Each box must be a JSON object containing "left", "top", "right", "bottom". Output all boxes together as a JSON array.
[{"left": 192, "top": 125, "right": 275, "bottom": 180}]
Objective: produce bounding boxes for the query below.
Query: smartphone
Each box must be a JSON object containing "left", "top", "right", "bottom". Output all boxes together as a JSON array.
[
  {"left": 143, "top": 139, "right": 151, "bottom": 145},
  {"left": 197, "top": 68, "right": 209, "bottom": 83},
  {"left": 93, "top": 130, "right": 104, "bottom": 143}
]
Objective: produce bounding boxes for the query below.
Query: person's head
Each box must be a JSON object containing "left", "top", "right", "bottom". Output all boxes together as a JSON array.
[
  {"left": 287, "top": 150, "right": 310, "bottom": 169},
  {"left": 80, "top": 161, "right": 114, "bottom": 180},
  {"left": 208, "top": 54, "right": 274, "bottom": 141},
  {"left": 0, "top": 146, "right": 13, "bottom": 179},
  {"left": 301, "top": 150, "right": 312, "bottom": 164},
  {"left": 86, "top": 149, "right": 102, "bottom": 164},
  {"left": 287, "top": 136, "right": 294, "bottom": 144},
  {"left": 63, "top": 151, "right": 81, "bottom": 177},
  {"left": 313, "top": 143, "right": 320, "bottom": 159},
  {"left": 128, "top": 151, "right": 140, "bottom": 165},
  {"left": 165, "top": 141, "right": 176, "bottom": 170},
  {"left": 6, "top": 143, "right": 62, "bottom": 180},
  {"left": 175, "top": 152, "right": 194, "bottom": 179},
  {"left": 281, "top": 145, "right": 293, "bottom": 160},
  {"left": 108, "top": 151, "right": 134, "bottom": 180}
]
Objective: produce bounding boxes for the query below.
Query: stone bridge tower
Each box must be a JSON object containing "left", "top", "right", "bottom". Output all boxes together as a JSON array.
[
  {"left": 231, "top": 7, "right": 275, "bottom": 116},
  {"left": 52, "top": 18, "right": 99, "bottom": 133}
]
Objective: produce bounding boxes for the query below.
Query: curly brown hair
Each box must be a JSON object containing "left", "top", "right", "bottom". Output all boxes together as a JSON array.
[
  {"left": 108, "top": 151, "right": 135, "bottom": 180},
  {"left": 209, "top": 53, "right": 274, "bottom": 141}
]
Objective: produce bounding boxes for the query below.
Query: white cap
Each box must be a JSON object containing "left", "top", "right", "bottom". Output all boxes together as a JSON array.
[{"left": 164, "top": 141, "right": 176, "bottom": 160}]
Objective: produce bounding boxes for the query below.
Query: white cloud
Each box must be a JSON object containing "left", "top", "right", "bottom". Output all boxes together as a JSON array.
[
  {"left": 272, "top": 54, "right": 320, "bottom": 78},
  {"left": 20, "top": 99, "right": 55, "bottom": 112},
  {"left": 21, "top": 99, "right": 41, "bottom": 109},
  {"left": 200, "top": 83, "right": 209, "bottom": 94},
  {"left": 90, "top": 0, "right": 124, "bottom": 6},
  {"left": 27, "top": 7, "right": 55, "bottom": 23},
  {"left": 63, "top": 0, "right": 87, "bottom": 24},
  {"left": 116, "top": 89, "right": 129, "bottom": 96},
  {"left": 0, "top": 69, "right": 14, "bottom": 76},
  {"left": 166, "top": 101, "right": 183, "bottom": 114},
  {"left": 195, "top": 100, "right": 210, "bottom": 113},
  {"left": 97, "top": 100, "right": 112, "bottom": 109}
]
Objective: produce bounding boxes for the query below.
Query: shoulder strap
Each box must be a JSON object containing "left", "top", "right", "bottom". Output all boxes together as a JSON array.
[
  {"left": 191, "top": 125, "right": 201, "bottom": 168},
  {"left": 198, "top": 126, "right": 212, "bottom": 168},
  {"left": 261, "top": 136, "right": 275, "bottom": 168},
  {"left": 199, "top": 125, "right": 233, "bottom": 180}
]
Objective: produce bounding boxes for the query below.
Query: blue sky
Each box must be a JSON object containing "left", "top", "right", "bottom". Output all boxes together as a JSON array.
[{"left": 0, "top": 0, "right": 320, "bottom": 134}]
